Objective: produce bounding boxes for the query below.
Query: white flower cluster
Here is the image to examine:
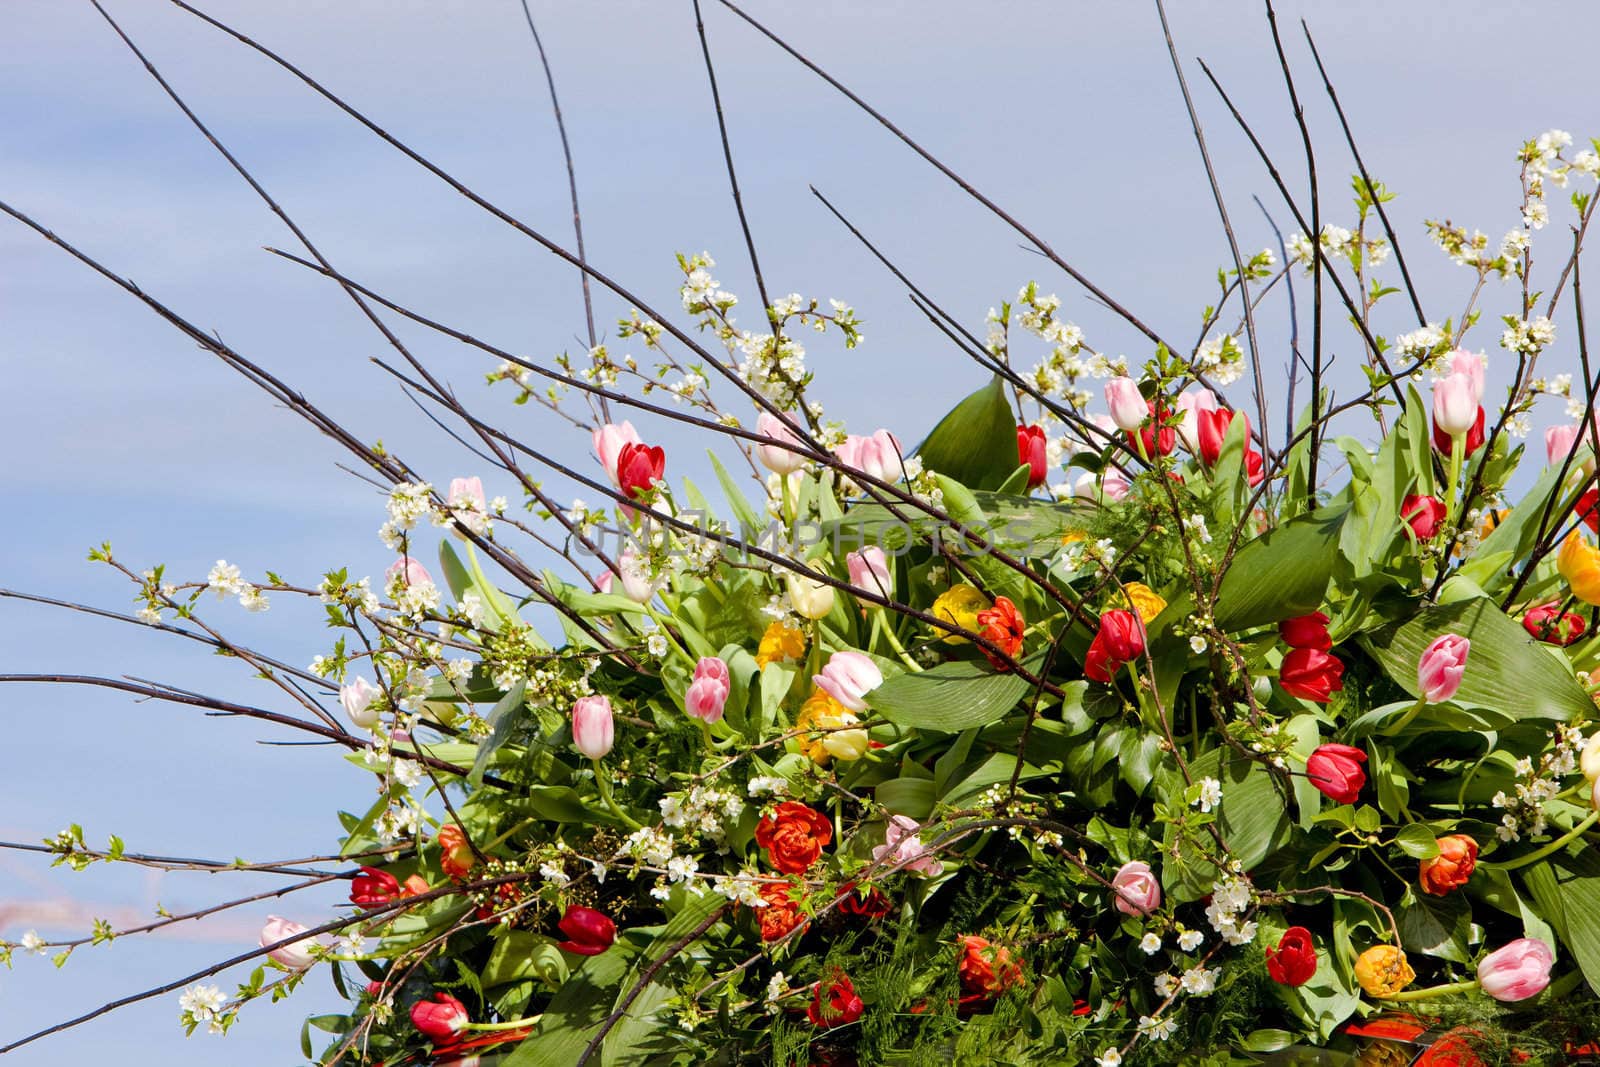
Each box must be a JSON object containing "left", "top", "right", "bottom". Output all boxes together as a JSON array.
[
  {"left": 1286, "top": 224, "right": 1389, "bottom": 274},
  {"left": 178, "top": 983, "right": 229, "bottom": 1035},
  {"left": 379, "top": 482, "right": 435, "bottom": 550},
  {"left": 205, "top": 560, "right": 270, "bottom": 614},
  {"left": 1204, "top": 866, "right": 1256, "bottom": 946},
  {"left": 1193, "top": 334, "right": 1244, "bottom": 386},
  {"left": 1492, "top": 725, "right": 1586, "bottom": 842},
  {"left": 1395, "top": 323, "right": 1449, "bottom": 362},
  {"left": 1501, "top": 315, "right": 1557, "bottom": 357}
]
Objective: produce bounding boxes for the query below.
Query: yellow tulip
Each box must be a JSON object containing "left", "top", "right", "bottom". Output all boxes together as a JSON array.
[
  {"left": 1116, "top": 582, "right": 1167, "bottom": 624},
  {"left": 756, "top": 621, "right": 806, "bottom": 668},
  {"left": 794, "top": 689, "right": 867, "bottom": 763},
  {"left": 1353, "top": 945, "right": 1414, "bottom": 998},
  {"left": 1559, "top": 532, "right": 1600, "bottom": 605},
  {"left": 931, "top": 584, "right": 991, "bottom": 644}
]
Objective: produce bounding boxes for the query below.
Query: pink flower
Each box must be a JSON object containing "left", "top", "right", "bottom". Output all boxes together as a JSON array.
[
  {"left": 1104, "top": 376, "right": 1146, "bottom": 432},
  {"left": 755, "top": 412, "right": 808, "bottom": 475},
  {"left": 1477, "top": 938, "right": 1553, "bottom": 1002},
  {"left": 846, "top": 546, "right": 894, "bottom": 601},
  {"left": 1547, "top": 423, "right": 1583, "bottom": 466},
  {"left": 592, "top": 421, "right": 642, "bottom": 486},
  {"left": 1074, "top": 470, "right": 1129, "bottom": 502},
  {"left": 835, "top": 429, "right": 904, "bottom": 483},
  {"left": 1174, "top": 388, "right": 1219, "bottom": 454},
  {"left": 871, "top": 815, "right": 942, "bottom": 876},
  {"left": 813, "top": 650, "right": 883, "bottom": 713},
  {"left": 259, "top": 915, "right": 318, "bottom": 969},
  {"left": 1110, "top": 860, "right": 1161, "bottom": 916},
  {"left": 447, "top": 476, "right": 488, "bottom": 537},
  {"left": 340, "top": 677, "right": 381, "bottom": 730},
  {"left": 685, "top": 657, "right": 730, "bottom": 723},
  {"left": 570, "top": 695, "right": 614, "bottom": 760},
  {"left": 1418, "top": 633, "right": 1469, "bottom": 703},
  {"left": 610, "top": 548, "right": 658, "bottom": 604},
  {"left": 1432, "top": 372, "right": 1478, "bottom": 437},
  {"left": 1446, "top": 349, "right": 1485, "bottom": 404},
  {"left": 386, "top": 556, "right": 433, "bottom": 590}
]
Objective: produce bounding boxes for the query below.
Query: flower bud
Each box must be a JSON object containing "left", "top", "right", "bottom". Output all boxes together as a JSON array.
[
  {"left": 340, "top": 676, "right": 381, "bottom": 730},
  {"left": 1306, "top": 743, "right": 1366, "bottom": 804},
  {"left": 1174, "top": 388, "right": 1219, "bottom": 454},
  {"left": 1016, "top": 423, "right": 1048, "bottom": 488},
  {"left": 1419, "top": 834, "right": 1478, "bottom": 896},
  {"left": 1353, "top": 944, "right": 1414, "bottom": 998},
  {"left": 846, "top": 546, "right": 894, "bottom": 601},
  {"left": 755, "top": 411, "right": 808, "bottom": 475},
  {"left": 1109, "top": 860, "right": 1161, "bottom": 917},
  {"left": 570, "top": 695, "right": 615, "bottom": 759},
  {"left": 592, "top": 421, "right": 641, "bottom": 486},
  {"left": 813, "top": 650, "right": 883, "bottom": 712},
  {"left": 259, "top": 915, "right": 317, "bottom": 970},
  {"left": 557, "top": 906, "right": 616, "bottom": 956},
  {"left": 1477, "top": 938, "right": 1553, "bottom": 1002},
  {"left": 786, "top": 569, "right": 836, "bottom": 620},
  {"left": 410, "top": 992, "right": 469, "bottom": 1043},
  {"left": 1104, "top": 376, "right": 1146, "bottom": 432},
  {"left": 1432, "top": 372, "right": 1479, "bottom": 437},
  {"left": 1417, "top": 633, "right": 1469, "bottom": 703},
  {"left": 685, "top": 657, "right": 730, "bottom": 723}
]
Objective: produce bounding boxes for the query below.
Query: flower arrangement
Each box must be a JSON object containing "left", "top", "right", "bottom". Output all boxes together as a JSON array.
[{"left": 7, "top": 3, "right": 1600, "bottom": 1066}]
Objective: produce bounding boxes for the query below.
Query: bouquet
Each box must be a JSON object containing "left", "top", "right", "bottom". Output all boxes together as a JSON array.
[{"left": 6, "top": 2, "right": 1600, "bottom": 1065}]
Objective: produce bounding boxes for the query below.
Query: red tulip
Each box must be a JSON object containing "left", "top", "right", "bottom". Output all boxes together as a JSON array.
[
  {"left": 807, "top": 971, "right": 864, "bottom": 1029},
  {"left": 1306, "top": 743, "right": 1367, "bottom": 804},
  {"left": 350, "top": 866, "right": 401, "bottom": 906},
  {"left": 557, "top": 906, "right": 616, "bottom": 955},
  {"left": 1016, "top": 424, "right": 1048, "bottom": 489},
  {"left": 1522, "top": 604, "right": 1586, "bottom": 646},
  {"left": 615, "top": 442, "right": 665, "bottom": 501},
  {"left": 1432, "top": 406, "right": 1486, "bottom": 456},
  {"left": 1098, "top": 609, "right": 1147, "bottom": 662},
  {"left": 1196, "top": 408, "right": 1245, "bottom": 467},
  {"left": 1083, "top": 637, "right": 1119, "bottom": 683},
  {"left": 1265, "top": 926, "right": 1318, "bottom": 987},
  {"left": 410, "top": 992, "right": 469, "bottom": 1044},
  {"left": 1279, "top": 612, "right": 1331, "bottom": 651},
  {"left": 1244, "top": 448, "right": 1265, "bottom": 486},
  {"left": 1133, "top": 400, "right": 1176, "bottom": 458},
  {"left": 1279, "top": 648, "right": 1344, "bottom": 703},
  {"left": 836, "top": 881, "right": 892, "bottom": 920},
  {"left": 1401, "top": 494, "right": 1447, "bottom": 540},
  {"left": 1579, "top": 488, "right": 1600, "bottom": 533}
]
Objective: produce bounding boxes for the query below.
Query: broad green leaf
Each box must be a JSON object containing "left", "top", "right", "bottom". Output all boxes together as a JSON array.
[
  {"left": 877, "top": 777, "right": 936, "bottom": 818},
  {"left": 1397, "top": 889, "right": 1469, "bottom": 962},
  {"left": 914, "top": 375, "right": 1019, "bottom": 491},
  {"left": 1553, "top": 848, "right": 1600, "bottom": 994},
  {"left": 467, "top": 682, "right": 525, "bottom": 787},
  {"left": 483, "top": 930, "right": 567, "bottom": 989},
  {"left": 1393, "top": 823, "right": 1440, "bottom": 859},
  {"left": 866, "top": 657, "right": 1040, "bottom": 732}
]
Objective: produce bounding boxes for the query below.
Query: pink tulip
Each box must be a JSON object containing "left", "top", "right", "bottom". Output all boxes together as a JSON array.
[
  {"left": 685, "top": 657, "right": 730, "bottom": 723},
  {"left": 1174, "top": 388, "right": 1220, "bottom": 454},
  {"left": 1418, "top": 633, "right": 1469, "bottom": 703},
  {"left": 1432, "top": 373, "right": 1478, "bottom": 437},
  {"left": 1477, "top": 938, "right": 1553, "bottom": 1002},
  {"left": 870, "top": 815, "right": 942, "bottom": 876},
  {"left": 571, "top": 695, "right": 615, "bottom": 759},
  {"left": 340, "top": 677, "right": 381, "bottom": 730},
  {"left": 259, "top": 915, "right": 318, "bottom": 969},
  {"left": 611, "top": 548, "right": 658, "bottom": 604},
  {"left": 592, "top": 421, "right": 642, "bottom": 486},
  {"left": 755, "top": 412, "right": 808, "bottom": 475},
  {"left": 835, "top": 430, "right": 904, "bottom": 483},
  {"left": 1110, "top": 860, "right": 1162, "bottom": 917},
  {"left": 1547, "top": 423, "right": 1583, "bottom": 466},
  {"left": 1104, "top": 377, "right": 1147, "bottom": 432},
  {"left": 386, "top": 556, "right": 434, "bottom": 589},
  {"left": 813, "top": 650, "right": 883, "bottom": 713},
  {"left": 846, "top": 546, "right": 894, "bottom": 600},
  {"left": 446, "top": 476, "right": 488, "bottom": 538},
  {"left": 1446, "top": 349, "right": 1485, "bottom": 405}
]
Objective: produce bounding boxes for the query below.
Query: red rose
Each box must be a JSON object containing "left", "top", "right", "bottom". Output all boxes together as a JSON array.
[
  {"left": 1279, "top": 648, "right": 1344, "bottom": 703},
  {"left": 1432, "top": 407, "right": 1486, "bottom": 456},
  {"left": 1016, "top": 424, "right": 1048, "bottom": 489},
  {"left": 756, "top": 881, "right": 808, "bottom": 941},
  {"left": 350, "top": 866, "right": 401, "bottom": 906},
  {"left": 557, "top": 906, "right": 616, "bottom": 955},
  {"left": 1419, "top": 834, "right": 1478, "bottom": 896},
  {"left": 1265, "top": 926, "right": 1318, "bottom": 987},
  {"left": 615, "top": 441, "right": 666, "bottom": 501},
  {"left": 1523, "top": 604, "right": 1587, "bottom": 646},
  {"left": 975, "top": 596, "right": 1026, "bottom": 670},
  {"left": 957, "top": 935, "right": 1025, "bottom": 997},
  {"left": 1132, "top": 400, "right": 1176, "bottom": 458},
  {"left": 410, "top": 992, "right": 469, "bottom": 1045},
  {"left": 755, "top": 802, "right": 833, "bottom": 874},
  {"left": 807, "top": 971, "right": 864, "bottom": 1029},
  {"left": 836, "top": 881, "right": 892, "bottom": 921},
  {"left": 436, "top": 824, "right": 476, "bottom": 881},
  {"left": 1279, "top": 611, "right": 1331, "bottom": 651},
  {"left": 1401, "top": 494, "right": 1447, "bottom": 540},
  {"left": 1306, "top": 743, "right": 1367, "bottom": 804}
]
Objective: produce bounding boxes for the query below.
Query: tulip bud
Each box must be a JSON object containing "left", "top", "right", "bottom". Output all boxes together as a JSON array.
[
  {"left": 1104, "top": 377, "right": 1146, "bottom": 432},
  {"left": 1417, "top": 633, "right": 1469, "bottom": 703},
  {"left": 1523, "top": 604, "right": 1586, "bottom": 646},
  {"left": 557, "top": 906, "right": 617, "bottom": 956},
  {"left": 685, "top": 657, "right": 730, "bottom": 723},
  {"left": 1197, "top": 408, "right": 1247, "bottom": 468},
  {"left": 1558, "top": 532, "right": 1600, "bottom": 605},
  {"left": 612, "top": 548, "right": 659, "bottom": 604},
  {"left": 1280, "top": 648, "right": 1345, "bottom": 703},
  {"left": 1279, "top": 612, "right": 1331, "bottom": 651},
  {"left": 1353, "top": 944, "right": 1414, "bottom": 998},
  {"left": 350, "top": 866, "right": 401, "bottom": 906},
  {"left": 846, "top": 546, "right": 894, "bottom": 601},
  {"left": 787, "top": 569, "right": 836, "bottom": 620},
  {"left": 386, "top": 555, "right": 434, "bottom": 591},
  {"left": 1419, "top": 834, "right": 1478, "bottom": 896},
  {"left": 446, "top": 476, "right": 489, "bottom": 538},
  {"left": 1306, "top": 743, "right": 1366, "bottom": 804},
  {"left": 591, "top": 421, "right": 641, "bottom": 486},
  {"left": 1401, "top": 494, "right": 1447, "bottom": 540},
  {"left": 871, "top": 815, "right": 943, "bottom": 876},
  {"left": 835, "top": 429, "right": 904, "bottom": 483},
  {"left": 1109, "top": 860, "right": 1161, "bottom": 916},
  {"left": 1174, "top": 388, "right": 1219, "bottom": 454},
  {"left": 1582, "top": 732, "right": 1600, "bottom": 781},
  {"left": 1016, "top": 423, "right": 1048, "bottom": 488},
  {"left": 1477, "top": 938, "right": 1553, "bottom": 1002},
  {"left": 1266, "top": 927, "right": 1318, "bottom": 987},
  {"left": 1547, "top": 423, "right": 1583, "bottom": 466},
  {"left": 616, "top": 442, "right": 666, "bottom": 501},
  {"left": 1432, "top": 372, "right": 1479, "bottom": 437},
  {"left": 755, "top": 412, "right": 808, "bottom": 475},
  {"left": 570, "top": 695, "right": 615, "bottom": 759},
  {"left": 259, "top": 915, "right": 318, "bottom": 970},
  {"left": 340, "top": 676, "right": 381, "bottom": 730},
  {"left": 813, "top": 650, "right": 883, "bottom": 713},
  {"left": 1446, "top": 349, "right": 1485, "bottom": 405},
  {"left": 410, "top": 992, "right": 470, "bottom": 1043}
]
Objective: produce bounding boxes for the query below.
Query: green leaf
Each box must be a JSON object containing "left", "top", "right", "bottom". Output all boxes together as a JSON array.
[
  {"left": 1393, "top": 823, "right": 1440, "bottom": 859},
  {"left": 1397, "top": 889, "right": 1470, "bottom": 962},
  {"left": 914, "top": 375, "right": 1019, "bottom": 491},
  {"left": 865, "top": 657, "right": 1040, "bottom": 732},
  {"left": 467, "top": 682, "right": 526, "bottom": 787},
  {"left": 1360, "top": 596, "right": 1592, "bottom": 721},
  {"left": 1553, "top": 847, "right": 1600, "bottom": 994},
  {"left": 876, "top": 778, "right": 937, "bottom": 819},
  {"left": 483, "top": 931, "right": 567, "bottom": 989},
  {"left": 1163, "top": 749, "right": 1289, "bottom": 900}
]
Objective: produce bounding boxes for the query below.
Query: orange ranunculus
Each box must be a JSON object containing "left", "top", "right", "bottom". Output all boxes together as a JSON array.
[
  {"left": 1419, "top": 834, "right": 1478, "bottom": 896},
  {"left": 756, "top": 881, "right": 808, "bottom": 941},
  {"left": 957, "top": 935, "right": 1025, "bottom": 997},
  {"left": 436, "top": 824, "right": 475, "bottom": 881},
  {"left": 756, "top": 620, "right": 806, "bottom": 668},
  {"left": 931, "top": 584, "right": 990, "bottom": 644},
  {"left": 754, "top": 801, "right": 833, "bottom": 874},
  {"left": 1354, "top": 944, "right": 1415, "bottom": 998},
  {"left": 1558, "top": 531, "right": 1600, "bottom": 605},
  {"left": 975, "top": 596, "right": 1026, "bottom": 670}
]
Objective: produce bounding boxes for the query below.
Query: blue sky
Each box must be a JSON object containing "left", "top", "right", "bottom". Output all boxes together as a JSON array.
[{"left": 2, "top": 1, "right": 1597, "bottom": 1062}]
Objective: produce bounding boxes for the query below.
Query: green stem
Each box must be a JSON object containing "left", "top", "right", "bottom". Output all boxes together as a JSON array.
[
  {"left": 1379, "top": 978, "right": 1478, "bottom": 1002},
  {"left": 1380, "top": 697, "right": 1428, "bottom": 738},
  {"left": 1447, "top": 434, "right": 1464, "bottom": 521},
  {"left": 875, "top": 608, "right": 922, "bottom": 672},
  {"left": 591, "top": 759, "right": 642, "bottom": 830},
  {"left": 462, "top": 1014, "right": 544, "bottom": 1032},
  {"left": 1486, "top": 810, "right": 1599, "bottom": 872}
]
